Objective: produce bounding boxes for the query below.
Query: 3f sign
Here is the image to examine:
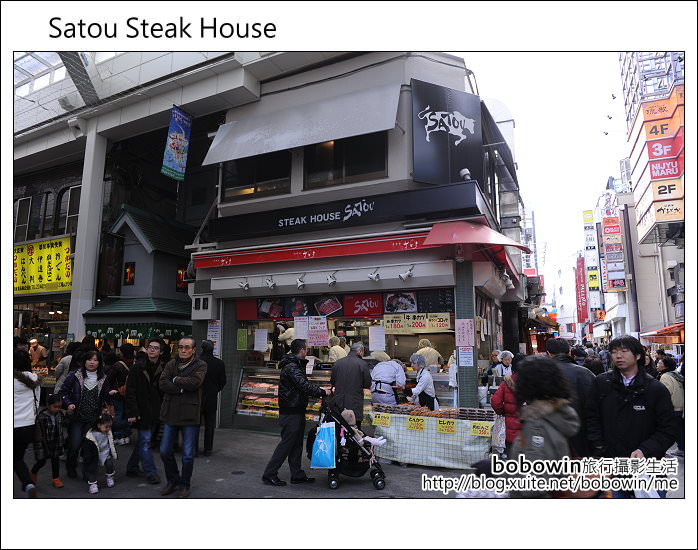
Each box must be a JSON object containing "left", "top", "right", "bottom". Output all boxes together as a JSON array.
[
  {"left": 652, "top": 143, "right": 672, "bottom": 156},
  {"left": 658, "top": 184, "right": 677, "bottom": 195}
]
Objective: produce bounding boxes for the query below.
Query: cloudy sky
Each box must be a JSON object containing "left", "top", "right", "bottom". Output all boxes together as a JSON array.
[{"left": 455, "top": 51, "right": 630, "bottom": 284}]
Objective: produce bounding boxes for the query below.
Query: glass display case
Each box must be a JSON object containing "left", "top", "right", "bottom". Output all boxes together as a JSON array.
[{"left": 234, "top": 366, "right": 373, "bottom": 424}]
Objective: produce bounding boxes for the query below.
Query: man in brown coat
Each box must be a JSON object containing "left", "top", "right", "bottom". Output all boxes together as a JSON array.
[
  {"left": 158, "top": 336, "right": 207, "bottom": 498},
  {"left": 331, "top": 342, "right": 371, "bottom": 427}
]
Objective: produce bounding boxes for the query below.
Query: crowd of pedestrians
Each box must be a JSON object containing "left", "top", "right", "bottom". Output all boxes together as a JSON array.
[{"left": 13, "top": 332, "right": 684, "bottom": 499}]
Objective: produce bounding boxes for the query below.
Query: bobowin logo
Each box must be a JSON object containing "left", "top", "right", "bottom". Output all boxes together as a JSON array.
[{"left": 417, "top": 105, "right": 477, "bottom": 146}]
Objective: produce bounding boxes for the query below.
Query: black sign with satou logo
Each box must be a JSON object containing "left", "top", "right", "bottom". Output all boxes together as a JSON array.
[{"left": 411, "top": 79, "right": 483, "bottom": 186}]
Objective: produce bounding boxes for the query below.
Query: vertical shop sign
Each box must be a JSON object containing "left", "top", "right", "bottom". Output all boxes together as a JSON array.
[
  {"left": 575, "top": 256, "right": 588, "bottom": 323},
  {"left": 161, "top": 105, "right": 193, "bottom": 181},
  {"left": 411, "top": 79, "right": 483, "bottom": 186}
]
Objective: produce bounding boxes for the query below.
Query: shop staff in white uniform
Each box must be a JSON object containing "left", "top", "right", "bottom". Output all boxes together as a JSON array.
[
  {"left": 494, "top": 351, "right": 514, "bottom": 376},
  {"left": 406, "top": 354, "right": 439, "bottom": 410}
]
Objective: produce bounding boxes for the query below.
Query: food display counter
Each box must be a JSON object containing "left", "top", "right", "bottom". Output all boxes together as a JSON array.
[{"left": 233, "top": 366, "right": 373, "bottom": 430}]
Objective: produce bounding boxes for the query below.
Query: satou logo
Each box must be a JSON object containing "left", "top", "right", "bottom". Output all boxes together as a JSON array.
[
  {"left": 417, "top": 105, "right": 476, "bottom": 145},
  {"left": 353, "top": 297, "right": 380, "bottom": 314}
]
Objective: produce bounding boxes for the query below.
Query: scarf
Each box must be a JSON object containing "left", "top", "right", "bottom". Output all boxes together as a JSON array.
[{"left": 84, "top": 370, "right": 99, "bottom": 390}]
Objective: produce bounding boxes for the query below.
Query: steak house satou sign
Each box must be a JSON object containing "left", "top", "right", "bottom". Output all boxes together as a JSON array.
[{"left": 208, "top": 183, "right": 481, "bottom": 240}]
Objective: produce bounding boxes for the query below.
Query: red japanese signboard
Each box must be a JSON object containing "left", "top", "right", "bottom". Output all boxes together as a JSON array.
[
  {"left": 649, "top": 155, "right": 684, "bottom": 181},
  {"left": 575, "top": 257, "right": 588, "bottom": 323},
  {"left": 647, "top": 127, "right": 684, "bottom": 160},
  {"left": 603, "top": 225, "right": 622, "bottom": 235},
  {"left": 342, "top": 294, "right": 383, "bottom": 316}
]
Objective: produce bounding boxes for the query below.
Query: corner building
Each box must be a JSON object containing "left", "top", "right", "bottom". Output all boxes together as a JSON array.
[{"left": 187, "top": 52, "right": 531, "bottom": 429}]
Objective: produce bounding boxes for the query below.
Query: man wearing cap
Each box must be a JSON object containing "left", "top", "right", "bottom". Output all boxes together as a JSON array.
[
  {"left": 28, "top": 338, "right": 48, "bottom": 367},
  {"left": 198, "top": 340, "right": 227, "bottom": 456}
]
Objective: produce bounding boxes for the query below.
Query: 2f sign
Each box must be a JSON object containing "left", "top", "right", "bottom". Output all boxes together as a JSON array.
[{"left": 658, "top": 183, "right": 677, "bottom": 196}]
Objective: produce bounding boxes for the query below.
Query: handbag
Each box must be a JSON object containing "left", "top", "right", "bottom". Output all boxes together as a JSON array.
[{"left": 310, "top": 421, "right": 336, "bottom": 469}]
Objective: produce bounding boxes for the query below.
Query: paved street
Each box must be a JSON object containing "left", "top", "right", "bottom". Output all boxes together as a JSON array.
[{"left": 13, "top": 427, "right": 684, "bottom": 499}]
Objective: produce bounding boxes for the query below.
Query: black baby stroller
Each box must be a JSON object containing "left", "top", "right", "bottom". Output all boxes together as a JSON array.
[{"left": 306, "top": 400, "right": 386, "bottom": 490}]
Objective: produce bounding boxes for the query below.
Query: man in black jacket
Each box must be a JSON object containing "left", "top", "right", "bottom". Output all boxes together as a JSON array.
[
  {"left": 262, "top": 339, "right": 327, "bottom": 487},
  {"left": 586, "top": 335, "right": 677, "bottom": 463},
  {"left": 199, "top": 340, "right": 227, "bottom": 456},
  {"left": 546, "top": 337, "right": 595, "bottom": 457},
  {"left": 125, "top": 338, "right": 166, "bottom": 484},
  {"left": 331, "top": 342, "right": 371, "bottom": 428}
]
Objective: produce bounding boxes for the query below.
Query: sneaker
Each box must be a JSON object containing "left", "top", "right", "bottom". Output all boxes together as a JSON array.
[
  {"left": 29, "top": 472, "right": 38, "bottom": 484},
  {"left": 52, "top": 478, "right": 65, "bottom": 489},
  {"left": 88, "top": 482, "right": 99, "bottom": 494},
  {"left": 105, "top": 476, "right": 115, "bottom": 488},
  {"left": 25, "top": 484, "right": 37, "bottom": 498}
]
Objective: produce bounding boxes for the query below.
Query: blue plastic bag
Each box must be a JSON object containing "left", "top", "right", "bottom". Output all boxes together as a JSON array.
[{"left": 310, "top": 422, "right": 336, "bottom": 469}]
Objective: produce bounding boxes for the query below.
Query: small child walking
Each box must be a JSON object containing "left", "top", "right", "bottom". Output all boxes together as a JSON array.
[
  {"left": 81, "top": 413, "right": 118, "bottom": 494},
  {"left": 31, "top": 394, "right": 66, "bottom": 488}
]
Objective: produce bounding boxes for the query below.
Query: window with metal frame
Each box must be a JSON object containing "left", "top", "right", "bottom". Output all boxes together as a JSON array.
[
  {"left": 304, "top": 131, "right": 387, "bottom": 190},
  {"left": 221, "top": 150, "right": 291, "bottom": 202},
  {"left": 14, "top": 197, "right": 32, "bottom": 242}
]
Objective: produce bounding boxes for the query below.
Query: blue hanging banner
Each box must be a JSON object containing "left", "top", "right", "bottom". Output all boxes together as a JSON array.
[{"left": 161, "top": 105, "right": 193, "bottom": 181}]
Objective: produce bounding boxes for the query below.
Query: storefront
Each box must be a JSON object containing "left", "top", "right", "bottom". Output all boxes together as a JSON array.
[
  {"left": 640, "top": 322, "right": 685, "bottom": 357},
  {"left": 14, "top": 235, "right": 74, "bottom": 390}
]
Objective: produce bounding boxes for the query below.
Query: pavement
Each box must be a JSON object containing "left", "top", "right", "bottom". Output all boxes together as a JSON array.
[{"left": 13, "top": 428, "right": 685, "bottom": 499}]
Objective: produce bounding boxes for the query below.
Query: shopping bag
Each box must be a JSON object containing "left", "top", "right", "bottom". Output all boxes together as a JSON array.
[
  {"left": 634, "top": 473, "right": 660, "bottom": 498},
  {"left": 310, "top": 421, "right": 336, "bottom": 469},
  {"left": 491, "top": 414, "right": 506, "bottom": 453}
]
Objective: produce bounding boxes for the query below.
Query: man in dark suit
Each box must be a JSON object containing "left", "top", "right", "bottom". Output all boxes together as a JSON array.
[
  {"left": 199, "top": 340, "right": 227, "bottom": 456},
  {"left": 331, "top": 342, "right": 371, "bottom": 428}
]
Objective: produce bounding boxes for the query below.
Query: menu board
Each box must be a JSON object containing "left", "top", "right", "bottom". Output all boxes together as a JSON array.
[
  {"left": 417, "top": 289, "right": 455, "bottom": 313},
  {"left": 427, "top": 313, "right": 451, "bottom": 330},
  {"left": 384, "top": 314, "right": 408, "bottom": 334},
  {"left": 404, "top": 313, "right": 428, "bottom": 331}
]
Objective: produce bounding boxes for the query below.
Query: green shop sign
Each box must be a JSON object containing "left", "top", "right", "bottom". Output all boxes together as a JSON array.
[{"left": 85, "top": 323, "right": 191, "bottom": 340}]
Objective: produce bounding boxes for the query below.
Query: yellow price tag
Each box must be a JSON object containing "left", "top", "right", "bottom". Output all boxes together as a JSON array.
[
  {"left": 406, "top": 416, "right": 425, "bottom": 431},
  {"left": 263, "top": 411, "right": 278, "bottom": 417},
  {"left": 470, "top": 421, "right": 493, "bottom": 437},
  {"left": 436, "top": 418, "right": 457, "bottom": 434},
  {"left": 372, "top": 412, "right": 392, "bottom": 427}
]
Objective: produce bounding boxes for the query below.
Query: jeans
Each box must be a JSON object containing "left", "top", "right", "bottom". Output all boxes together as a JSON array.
[
  {"left": 160, "top": 424, "right": 199, "bottom": 488},
  {"left": 112, "top": 399, "right": 131, "bottom": 439},
  {"left": 66, "top": 420, "right": 91, "bottom": 474},
  {"left": 127, "top": 429, "right": 158, "bottom": 477},
  {"left": 14, "top": 425, "right": 35, "bottom": 491}
]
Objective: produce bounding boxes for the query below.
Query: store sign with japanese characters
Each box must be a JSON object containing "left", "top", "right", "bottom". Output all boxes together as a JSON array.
[{"left": 14, "top": 237, "right": 72, "bottom": 295}]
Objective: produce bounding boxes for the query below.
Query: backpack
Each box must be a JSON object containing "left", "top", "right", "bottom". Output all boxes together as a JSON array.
[{"left": 667, "top": 371, "right": 684, "bottom": 390}]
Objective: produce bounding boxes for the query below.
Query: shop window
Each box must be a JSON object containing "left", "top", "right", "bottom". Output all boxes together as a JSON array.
[
  {"left": 123, "top": 262, "right": 135, "bottom": 285},
  {"left": 304, "top": 131, "right": 387, "bottom": 190},
  {"left": 176, "top": 265, "right": 187, "bottom": 292},
  {"left": 57, "top": 185, "right": 81, "bottom": 235},
  {"left": 14, "top": 197, "right": 31, "bottom": 242},
  {"left": 221, "top": 150, "right": 291, "bottom": 202}
]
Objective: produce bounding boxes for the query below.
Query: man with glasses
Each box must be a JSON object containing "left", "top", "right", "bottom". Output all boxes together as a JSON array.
[
  {"left": 586, "top": 335, "right": 677, "bottom": 497},
  {"left": 158, "top": 337, "right": 207, "bottom": 498},
  {"left": 125, "top": 338, "right": 167, "bottom": 483}
]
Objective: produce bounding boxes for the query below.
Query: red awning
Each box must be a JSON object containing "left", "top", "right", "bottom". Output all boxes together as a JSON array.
[
  {"left": 640, "top": 322, "right": 684, "bottom": 337},
  {"left": 424, "top": 221, "right": 532, "bottom": 253},
  {"left": 425, "top": 221, "right": 531, "bottom": 282}
]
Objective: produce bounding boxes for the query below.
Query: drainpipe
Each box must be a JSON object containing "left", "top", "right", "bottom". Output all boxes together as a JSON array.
[{"left": 656, "top": 242, "right": 669, "bottom": 327}]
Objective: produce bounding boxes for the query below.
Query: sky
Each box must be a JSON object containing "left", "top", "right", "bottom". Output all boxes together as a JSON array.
[{"left": 454, "top": 52, "right": 630, "bottom": 287}]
